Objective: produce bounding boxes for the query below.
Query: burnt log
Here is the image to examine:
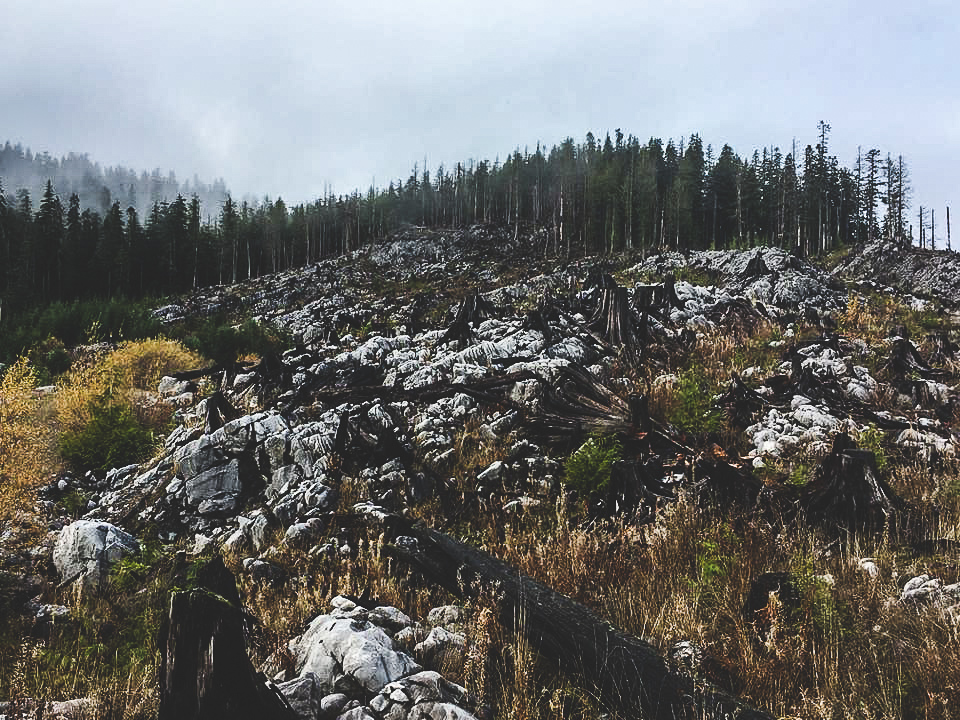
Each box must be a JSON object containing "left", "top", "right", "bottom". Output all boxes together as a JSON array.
[
  {"left": 158, "top": 557, "right": 296, "bottom": 720},
  {"left": 171, "top": 361, "right": 252, "bottom": 384},
  {"left": 378, "top": 514, "right": 773, "bottom": 720}
]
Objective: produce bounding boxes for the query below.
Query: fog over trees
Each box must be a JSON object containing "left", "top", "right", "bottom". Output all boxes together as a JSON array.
[{"left": 0, "top": 123, "right": 923, "bottom": 318}]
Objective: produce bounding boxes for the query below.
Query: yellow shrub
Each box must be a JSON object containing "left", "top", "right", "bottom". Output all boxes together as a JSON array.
[
  {"left": 0, "top": 359, "right": 58, "bottom": 520},
  {"left": 54, "top": 339, "right": 203, "bottom": 473},
  {"left": 56, "top": 339, "right": 203, "bottom": 436},
  {"left": 103, "top": 338, "right": 204, "bottom": 392}
]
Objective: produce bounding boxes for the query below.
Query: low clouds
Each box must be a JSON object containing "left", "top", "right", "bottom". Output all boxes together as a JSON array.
[{"left": 2, "top": 0, "right": 956, "bottom": 212}]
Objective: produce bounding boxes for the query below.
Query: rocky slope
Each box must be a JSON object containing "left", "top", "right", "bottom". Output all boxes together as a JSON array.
[{"left": 5, "top": 229, "right": 960, "bottom": 719}]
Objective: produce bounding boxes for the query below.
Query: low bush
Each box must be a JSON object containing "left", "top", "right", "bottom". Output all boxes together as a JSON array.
[
  {"left": 58, "top": 400, "right": 154, "bottom": 474},
  {"left": 0, "top": 298, "right": 162, "bottom": 366},
  {"left": 666, "top": 366, "right": 724, "bottom": 435},
  {"left": 175, "top": 316, "right": 290, "bottom": 366},
  {"left": 55, "top": 339, "right": 202, "bottom": 474},
  {"left": 563, "top": 433, "right": 621, "bottom": 496}
]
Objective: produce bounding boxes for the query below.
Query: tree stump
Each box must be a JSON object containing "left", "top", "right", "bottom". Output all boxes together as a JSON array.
[{"left": 158, "top": 558, "right": 295, "bottom": 720}]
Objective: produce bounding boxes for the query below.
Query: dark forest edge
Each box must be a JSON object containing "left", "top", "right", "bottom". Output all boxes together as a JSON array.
[{"left": 0, "top": 122, "right": 926, "bottom": 342}]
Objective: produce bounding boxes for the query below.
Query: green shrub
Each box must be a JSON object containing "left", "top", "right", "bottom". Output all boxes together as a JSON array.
[
  {"left": 855, "top": 424, "right": 889, "bottom": 471},
  {"left": 27, "top": 336, "right": 73, "bottom": 384},
  {"left": 563, "top": 433, "right": 622, "bottom": 496},
  {"left": 0, "top": 298, "right": 162, "bottom": 365},
  {"left": 667, "top": 366, "right": 724, "bottom": 435},
  {"left": 691, "top": 522, "right": 739, "bottom": 596},
  {"left": 177, "top": 316, "right": 290, "bottom": 365},
  {"left": 58, "top": 400, "right": 155, "bottom": 474}
]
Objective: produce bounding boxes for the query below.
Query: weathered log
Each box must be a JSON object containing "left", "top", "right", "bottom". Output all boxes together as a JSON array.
[
  {"left": 377, "top": 514, "right": 773, "bottom": 720},
  {"left": 171, "top": 361, "right": 252, "bottom": 383},
  {"left": 158, "top": 558, "right": 296, "bottom": 720}
]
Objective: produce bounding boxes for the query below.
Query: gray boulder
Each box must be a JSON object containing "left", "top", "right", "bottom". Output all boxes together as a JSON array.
[
  {"left": 365, "top": 671, "right": 476, "bottom": 720},
  {"left": 289, "top": 614, "right": 421, "bottom": 696},
  {"left": 278, "top": 672, "right": 323, "bottom": 720},
  {"left": 414, "top": 627, "right": 466, "bottom": 669},
  {"left": 52, "top": 520, "right": 140, "bottom": 591},
  {"left": 185, "top": 458, "right": 246, "bottom": 515}
]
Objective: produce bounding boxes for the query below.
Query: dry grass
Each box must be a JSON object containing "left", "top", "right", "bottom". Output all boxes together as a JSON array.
[{"left": 452, "top": 492, "right": 960, "bottom": 719}]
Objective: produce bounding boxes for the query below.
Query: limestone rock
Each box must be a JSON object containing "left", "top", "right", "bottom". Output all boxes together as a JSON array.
[{"left": 52, "top": 520, "right": 139, "bottom": 592}]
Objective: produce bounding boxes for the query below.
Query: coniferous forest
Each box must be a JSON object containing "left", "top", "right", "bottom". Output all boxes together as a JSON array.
[{"left": 0, "top": 123, "right": 915, "bottom": 319}]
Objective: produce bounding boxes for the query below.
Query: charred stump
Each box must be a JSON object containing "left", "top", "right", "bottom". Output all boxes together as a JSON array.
[
  {"left": 439, "top": 291, "right": 495, "bottom": 345},
  {"left": 204, "top": 390, "right": 239, "bottom": 434},
  {"left": 743, "top": 249, "right": 771, "bottom": 280},
  {"left": 378, "top": 515, "right": 773, "bottom": 720},
  {"left": 715, "top": 372, "right": 766, "bottom": 428},
  {"left": 158, "top": 557, "right": 295, "bottom": 720},
  {"left": 588, "top": 285, "right": 641, "bottom": 358},
  {"left": 928, "top": 331, "right": 959, "bottom": 368},
  {"left": 800, "top": 433, "right": 905, "bottom": 535},
  {"left": 663, "top": 272, "right": 685, "bottom": 310},
  {"left": 886, "top": 337, "right": 947, "bottom": 381}
]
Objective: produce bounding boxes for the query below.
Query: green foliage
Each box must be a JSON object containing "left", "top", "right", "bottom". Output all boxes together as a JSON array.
[
  {"left": 693, "top": 523, "right": 739, "bottom": 590},
  {"left": 0, "top": 297, "right": 162, "bottom": 366},
  {"left": 58, "top": 400, "right": 155, "bottom": 474},
  {"left": 790, "top": 555, "right": 849, "bottom": 639},
  {"left": 667, "top": 366, "right": 724, "bottom": 435},
  {"left": 59, "top": 489, "right": 92, "bottom": 518},
  {"left": 176, "top": 315, "right": 290, "bottom": 365},
  {"left": 26, "top": 336, "right": 72, "bottom": 384},
  {"left": 788, "top": 461, "right": 814, "bottom": 487},
  {"left": 1, "top": 542, "right": 177, "bottom": 708},
  {"left": 856, "top": 424, "right": 889, "bottom": 471},
  {"left": 563, "top": 433, "right": 622, "bottom": 496}
]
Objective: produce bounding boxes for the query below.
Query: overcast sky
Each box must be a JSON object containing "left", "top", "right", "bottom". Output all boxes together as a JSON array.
[{"left": 3, "top": 0, "right": 957, "bottom": 235}]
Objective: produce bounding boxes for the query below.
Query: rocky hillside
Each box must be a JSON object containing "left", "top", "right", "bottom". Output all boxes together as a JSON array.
[{"left": 3, "top": 228, "right": 960, "bottom": 720}]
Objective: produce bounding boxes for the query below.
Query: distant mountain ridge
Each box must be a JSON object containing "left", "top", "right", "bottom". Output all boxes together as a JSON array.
[{"left": 0, "top": 140, "right": 229, "bottom": 219}]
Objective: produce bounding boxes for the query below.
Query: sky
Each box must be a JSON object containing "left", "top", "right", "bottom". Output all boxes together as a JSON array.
[{"left": 2, "top": 0, "right": 957, "bottom": 239}]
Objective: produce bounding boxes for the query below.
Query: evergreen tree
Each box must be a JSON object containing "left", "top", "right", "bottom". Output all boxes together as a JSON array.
[{"left": 35, "top": 180, "right": 64, "bottom": 302}]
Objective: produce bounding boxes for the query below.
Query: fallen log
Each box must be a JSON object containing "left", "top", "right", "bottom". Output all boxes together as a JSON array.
[{"left": 375, "top": 512, "right": 774, "bottom": 720}]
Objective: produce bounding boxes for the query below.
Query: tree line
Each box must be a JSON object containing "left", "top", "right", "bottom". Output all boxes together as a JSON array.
[
  {"left": 0, "top": 141, "right": 228, "bottom": 220},
  {"left": 0, "top": 122, "right": 916, "bottom": 319}
]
